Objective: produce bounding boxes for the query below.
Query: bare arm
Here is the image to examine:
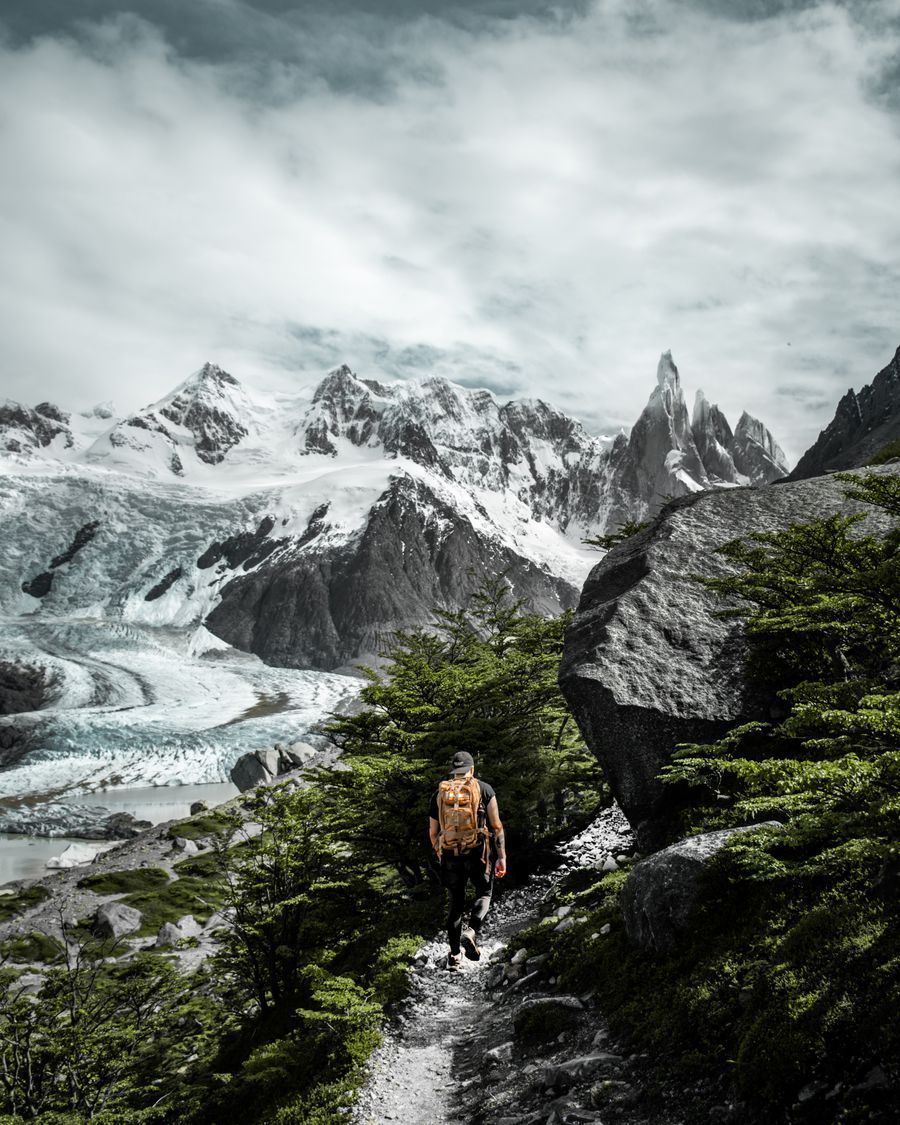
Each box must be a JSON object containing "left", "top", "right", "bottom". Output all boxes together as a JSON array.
[
  {"left": 486, "top": 796, "right": 507, "bottom": 876},
  {"left": 429, "top": 816, "right": 440, "bottom": 856}
]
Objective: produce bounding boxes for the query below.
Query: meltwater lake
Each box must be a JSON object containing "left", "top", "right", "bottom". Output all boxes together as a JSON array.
[{"left": 0, "top": 782, "right": 239, "bottom": 886}]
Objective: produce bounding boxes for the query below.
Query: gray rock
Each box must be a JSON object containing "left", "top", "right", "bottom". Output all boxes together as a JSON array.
[
  {"left": 189, "top": 800, "right": 208, "bottom": 815},
  {"left": 621, "top": 823, "right": 782, "bottom": 952},
  {"left": 155, "top": 922, "right": 183, "bottom": 948},
  {"left": 204, "top": 474, "right": 578, "bottom": 671},
  {"left": 230, "top": 751, "right": 277, "bottom": 792},
  {"left": 554, "top": 916, "right": 576, "bottom": 933},
  {"left": 256, "top": 748, "right": 281, "bottom": 777},
  {"left": 94, "top": 901, "right": 142, "bottom": 940},
  {"left": 176, "top": 914, "right": 202, "bottom": 937},
  {"left": 282, "top": 741, "right": 317, "bottom": 768},
  {"left": 543, "top": 1052, "right": 624, "bottom": 1088},
  {"left": 510, "top": 946, "right": 530, "bottom": 965},
  {"left": 559, "top": 464, "right": 900, "bottom": 846},
  {"left": 485, "top": 1041, "right": 515, "bottom": 1064},
  {"left": 172, "top": 836, "right": 198, "bottom": 854}
]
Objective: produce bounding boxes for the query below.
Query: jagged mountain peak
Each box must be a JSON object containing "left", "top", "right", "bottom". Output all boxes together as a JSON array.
[{"left": 656, "top": 350, "right": 680, "bottom": 390}]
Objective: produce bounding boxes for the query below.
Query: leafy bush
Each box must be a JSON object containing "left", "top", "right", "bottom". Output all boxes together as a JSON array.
[
  {"left": 123, "top": 875, "right": 227, "bottom": 935},
  {"left": 0, "top": 930, "right": 65, "bottom": 964}
]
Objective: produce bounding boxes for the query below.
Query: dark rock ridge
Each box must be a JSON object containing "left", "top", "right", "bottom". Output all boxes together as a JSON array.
[
  {"left": 205, "top": 475, "right": 577, "bottom": 670},
  {"left": 299, "top": 356, "right": 789, "bottom": 534},
  {"left": 603, "top": 353, "right": 789, "bottom": 530},
  {"left": 790, "top": 345, "right": 900, "bottom": 479},
  {"left": 158, "top": 362, "right": 249, "bottom": 464},
  {"left": 21, "top": 521, "right": 101, "bottom": 599},
  {"left": 0, "top": 401, "right": 72, "bottom": 453},
  {"left": 99, "top": 362, "right": 252, "bottom": 471},
  {"left": 558, "top": 464, "right": 900, "bottom": 848},
  {"left": 0, "top": 662, "right": 51, "bottom": 716}
]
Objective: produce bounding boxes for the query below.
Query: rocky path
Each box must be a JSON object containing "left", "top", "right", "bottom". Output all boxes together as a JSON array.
[{"left": 354, "top": 807, "right": 678, "bottom": 1125}]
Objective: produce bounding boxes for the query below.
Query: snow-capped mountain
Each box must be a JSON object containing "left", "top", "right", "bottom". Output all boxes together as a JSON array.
[
  {"left": 1, "top": 352, "right": 788, "bottom": 673},
  {"left": 0, "top": 352, "right": 788, "bottom": 795}
]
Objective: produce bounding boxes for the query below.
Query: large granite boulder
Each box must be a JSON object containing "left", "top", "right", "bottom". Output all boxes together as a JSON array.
[
  {"left": 559, "top": 465, "right": 899, "bottom": 847},
  {"left": 620, "top": 823, "right": 781, "bottom": 953}
]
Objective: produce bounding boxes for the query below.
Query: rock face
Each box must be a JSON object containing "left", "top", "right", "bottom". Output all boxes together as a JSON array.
[
  {"left": 558, "top": 465, "right": 900, "bottom": 847},
  {"left": 229, "top": 743, "right": 321, "bottom": 791},
  {"left": 207, "top": 474, "right": 578, "bottom": 670},
  {"left": 0, "top": 401, "right": 72, "bottom": 453},
  {"left": 790, "top": 345, "right": 900, "bottom": 479},
  {"left": 620, "top": 823, "right": 782, "bottom": 953}
]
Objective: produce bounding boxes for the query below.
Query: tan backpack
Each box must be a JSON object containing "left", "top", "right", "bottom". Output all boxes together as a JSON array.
[{"left": 437, "top": 775, "right": 487, "bottom": 856}]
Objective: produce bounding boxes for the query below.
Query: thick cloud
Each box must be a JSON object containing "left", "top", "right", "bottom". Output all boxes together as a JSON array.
[{"left": 1, "top": 0, "right": 899, "bottom": 461}]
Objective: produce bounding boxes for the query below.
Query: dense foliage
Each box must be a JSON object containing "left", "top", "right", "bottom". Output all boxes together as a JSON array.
[{"left": 0, "top": 584, "right": 600, "bottom": 1123}]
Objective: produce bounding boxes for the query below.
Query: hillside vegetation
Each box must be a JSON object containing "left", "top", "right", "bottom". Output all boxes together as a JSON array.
[{"left": 0, "top": 583, "right": 603, "bottom": 1124}]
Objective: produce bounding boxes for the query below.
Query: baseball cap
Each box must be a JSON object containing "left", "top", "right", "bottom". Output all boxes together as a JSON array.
[{"left": 450, "top": 751, "right": 475, "bottom": 776}]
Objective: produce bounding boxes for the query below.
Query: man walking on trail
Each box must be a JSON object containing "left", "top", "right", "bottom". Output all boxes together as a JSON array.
[{"left": 429, "top": 751, "right": 507, "bottom": 971}]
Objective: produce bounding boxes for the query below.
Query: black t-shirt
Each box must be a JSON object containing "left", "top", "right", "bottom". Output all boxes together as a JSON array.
[{"left": 429, "top": 777, "right": 496, "bottom": 825}]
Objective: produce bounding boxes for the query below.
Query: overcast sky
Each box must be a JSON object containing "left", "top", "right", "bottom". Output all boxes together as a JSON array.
[{"left": 1, "top": 0, "right": 899, "bottom": 463}]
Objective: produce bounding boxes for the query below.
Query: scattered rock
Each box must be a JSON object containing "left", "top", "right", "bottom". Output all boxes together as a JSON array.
[
  {"left": 172, "top": 836, "right": 198, "bottom": 854},
  {"left": 94, "top": 901, "right": 142, "bottom": 940},
  {"left": 621, "top": 823, "right": 782, "bottom": 953},
  {"left": 189, "top": 800, "right": 209, "bottom": 815},
  {"left": 511, "top": 946, "right": 530, "bottom": 965},
  {"left": 281, "top": 741, "right": 317, "bottom": 768},
  {"left": 155, "top": 922, "right": 183, "bottom": 948}
]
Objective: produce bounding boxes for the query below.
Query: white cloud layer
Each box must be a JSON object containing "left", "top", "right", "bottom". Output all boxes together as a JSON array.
[{"left": 1, "top": 0, "right": 899, "bottom": 462}]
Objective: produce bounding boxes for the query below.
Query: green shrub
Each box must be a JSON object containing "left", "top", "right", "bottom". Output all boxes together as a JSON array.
[
  {"left": 868, "top": 438, "right": 900, "bottom": 465},
  {"left": 168, "top": 809, "right": 235, "bottom": 841}
]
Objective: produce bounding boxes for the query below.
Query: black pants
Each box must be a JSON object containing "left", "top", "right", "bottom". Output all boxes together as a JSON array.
[{"left": 441, "top": 848, "right": 494, "bottom": 955}]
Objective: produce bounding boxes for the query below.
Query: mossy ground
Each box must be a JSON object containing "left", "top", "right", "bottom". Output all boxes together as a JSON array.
[
  {"left": 168, "top": 809, "right": 236, "bottom": 841},
  {"left": 0, "top": 930, "right": 65, "bottom": 964},
  {"left": 123, "top": 875, "right": 227, "bottom": 935},
  {"left": 0, "top": 885, "right": 50, "bottom": 924},
  {"left": 77, "top": 867, "right": 171, "bottom": 895}
]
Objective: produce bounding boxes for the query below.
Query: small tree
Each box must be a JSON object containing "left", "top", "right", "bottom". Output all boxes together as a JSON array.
[{"left": 319, "top": 578, "right": 605, "bottom": 884}]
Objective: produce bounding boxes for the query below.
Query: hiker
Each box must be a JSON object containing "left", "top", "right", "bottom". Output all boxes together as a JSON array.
[{"left": 429, "top": 751, "right": 507, "bottom": 971}]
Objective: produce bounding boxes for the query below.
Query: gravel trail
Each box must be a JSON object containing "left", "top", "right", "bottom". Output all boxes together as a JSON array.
[{"left": 354, "top": 807, "right": 639, "bottom": 1125}]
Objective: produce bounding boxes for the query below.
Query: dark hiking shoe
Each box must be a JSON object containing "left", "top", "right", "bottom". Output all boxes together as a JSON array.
[
  {"left": 461, "top": 926, "right": 481, "bottom": 962},
  {"left": 447, "top": 952, "right": 462, "bottom": 972}
]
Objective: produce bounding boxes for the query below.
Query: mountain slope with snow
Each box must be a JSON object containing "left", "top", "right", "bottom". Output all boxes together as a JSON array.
[
  {"left": 0, "top": 352, "right": 789, "bottom": 795},
  {"left": 1, "top": 354, "right": 790, "bottom": 661}
]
